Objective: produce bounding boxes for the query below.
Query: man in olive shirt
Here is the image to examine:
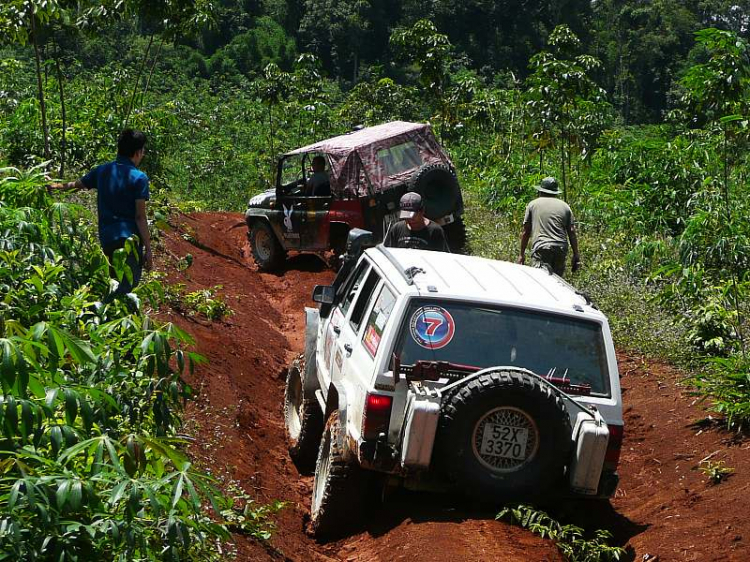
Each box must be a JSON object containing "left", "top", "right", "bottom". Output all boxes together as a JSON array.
[
  {"left": 518, "top": 177, "right": 580, "bottom": 277},
  {"left": 384, "top": 192, "right": 450, "bottom": 252}
]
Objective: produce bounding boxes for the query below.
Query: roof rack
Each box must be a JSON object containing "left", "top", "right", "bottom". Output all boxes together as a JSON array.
[{"left": 375, "top": 245, "right": 423, "bottom": 286}]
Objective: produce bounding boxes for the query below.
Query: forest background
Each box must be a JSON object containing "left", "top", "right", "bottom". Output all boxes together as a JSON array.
[{"left": 2, "top": 0, "right": 750, "bottom": 559}]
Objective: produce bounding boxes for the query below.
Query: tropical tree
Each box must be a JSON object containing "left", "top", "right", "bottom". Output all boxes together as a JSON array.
[
  {"left": 390, "top": 19, "right": 454, "bottom": 137},
  {"left": 524, "top": 24, "right": 611, "bottom": 199},
  {"left": 677, "top": 28, "right": 750, "bottom": 352}
]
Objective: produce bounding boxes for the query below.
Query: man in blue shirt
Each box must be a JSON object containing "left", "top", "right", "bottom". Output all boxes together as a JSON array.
[{"left": 49, "top": 129, "right": 151, "bottom": 294}]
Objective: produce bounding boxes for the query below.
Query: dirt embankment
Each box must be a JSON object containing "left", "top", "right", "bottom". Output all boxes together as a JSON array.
[{"left": 157, "top": 212, "right": 750, "bottom": 562}]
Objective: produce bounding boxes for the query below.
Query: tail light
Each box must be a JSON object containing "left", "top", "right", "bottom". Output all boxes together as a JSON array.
[
  {"left": 605, "top": 423, "right": 624, "bottom": 469},
  {"left": 363, "top": 393, "right": 393, "bottom": 440}
]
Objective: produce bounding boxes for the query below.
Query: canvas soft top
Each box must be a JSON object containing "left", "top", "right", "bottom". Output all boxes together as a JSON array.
[
  {"left": 284, "top": 121, "right": 449, "bottom": 196},
  {"left": 286, "top": 121, "right": 429, "bottom": 155}
]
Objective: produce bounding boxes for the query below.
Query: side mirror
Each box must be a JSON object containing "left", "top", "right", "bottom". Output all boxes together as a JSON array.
[
  {"left": 346, "top": 228, "right": 374, "bottom": 259},
  {"left": 312, "top": 285, "right": 335, "bottom": 304}
]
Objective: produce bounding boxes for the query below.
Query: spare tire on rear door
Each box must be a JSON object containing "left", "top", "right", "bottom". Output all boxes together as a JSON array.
[
  {"left": 410, "top": 163, "right": 461, "bottom": 222},
  {"left": 434, "top": 368, "right": 572, "bottom": 502}
]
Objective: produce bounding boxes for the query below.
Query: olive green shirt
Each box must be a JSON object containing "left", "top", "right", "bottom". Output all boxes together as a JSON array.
[{"left": 523, "top": 196, "right": 574, "bottom": 252}]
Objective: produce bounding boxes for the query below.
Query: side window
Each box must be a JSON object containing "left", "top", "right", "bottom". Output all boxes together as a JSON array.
[
  {"left": 349, "top": 270, "right": 381, "bottom": 332},
  {"left": 362, "top": 285, "right": 396, "bottom": 357},
  {"left": 376, "top": 141, "right": 423, "bottom": 175},
  {"left": 340, "top": 263, "right": 370, "bottom": 317}
]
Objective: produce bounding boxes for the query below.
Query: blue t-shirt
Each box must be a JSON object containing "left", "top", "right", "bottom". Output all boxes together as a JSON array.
[{"left": 81, "top": 156, "right": 149, "bottom": 246}]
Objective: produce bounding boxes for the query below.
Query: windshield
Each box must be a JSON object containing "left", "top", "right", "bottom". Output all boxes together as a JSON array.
[{"left": 394, "top": 300, "right": 611, "bottom": 396}]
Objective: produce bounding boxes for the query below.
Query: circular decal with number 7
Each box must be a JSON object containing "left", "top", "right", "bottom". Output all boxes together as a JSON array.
[{"left": 410, "top": 306, "right": 456, "bottom": 349}]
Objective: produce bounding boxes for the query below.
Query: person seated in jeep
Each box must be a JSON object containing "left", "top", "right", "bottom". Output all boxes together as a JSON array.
[
  {"left": 305, "top": 155, "right": 331, "bottom": 196},
  {"left": 383, "top": 192, "right": 450, "bottom": 252}
]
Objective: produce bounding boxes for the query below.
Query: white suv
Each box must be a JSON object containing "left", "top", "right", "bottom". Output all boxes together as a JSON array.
[{"left": 284, "top": 231, "right": 624, "bottom": 537}]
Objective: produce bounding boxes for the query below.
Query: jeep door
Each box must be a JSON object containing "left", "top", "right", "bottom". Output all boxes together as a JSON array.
[{"left": 276, "top": 153, "right": 332, "bottom": 250}]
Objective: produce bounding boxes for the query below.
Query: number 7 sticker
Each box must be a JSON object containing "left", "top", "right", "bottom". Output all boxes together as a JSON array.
[{"left": 410, "top": 306, "right": 456, "bottom": 349}]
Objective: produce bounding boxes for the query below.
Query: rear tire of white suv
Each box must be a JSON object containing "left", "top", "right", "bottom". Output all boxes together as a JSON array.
[
  {"left": 436, "top": 369, "right": 572, "bottom": 502},
  {"left": 284, "top": 360, "right": 324, "bottom": 473},
  {"left": 310, "top": 411, "right": 369, "bottom": 539}
]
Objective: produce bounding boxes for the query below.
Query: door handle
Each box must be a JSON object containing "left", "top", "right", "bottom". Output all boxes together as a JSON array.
[
  {"left": 343, "top": 343, "right": 353, "bottom": 354},
  {"left": 333, "top": 326, "right": 341, "bottom": 335}
]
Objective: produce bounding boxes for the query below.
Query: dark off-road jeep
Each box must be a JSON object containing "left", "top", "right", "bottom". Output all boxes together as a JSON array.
[{"left": 244, "top": 121, "right": 465, "bottom": 270}]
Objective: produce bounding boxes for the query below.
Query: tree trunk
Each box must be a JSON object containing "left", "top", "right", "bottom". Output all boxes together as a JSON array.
[
  {"left": 54, "top": 43, "right": 67, "bottom": 177},
  {"left": 268, "top": 104, "right": 275, "bottom": 180},
  {"left": 124, "top": 34, "right": 154, "bottom": 126},
  {"left": 560, "top": 129, "right": 567, "bottom": 203},
  {"left": 139, "top": 36, "right": 165, "bottom": 109},
  {"left": 31, "top": 16, "right": 51, "bottom": 159}
]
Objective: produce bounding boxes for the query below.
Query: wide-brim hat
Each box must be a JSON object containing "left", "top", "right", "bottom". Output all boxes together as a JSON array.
[{"left": 536, "top": 176, "right": 561, "bottom": 195}]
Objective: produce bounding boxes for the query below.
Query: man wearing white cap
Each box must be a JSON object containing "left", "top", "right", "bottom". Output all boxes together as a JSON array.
[
  {"left": 518, "top": 177, "right": 580, "bottom": 277},
  {"left": 383, "top": 192, "right": 450, "bottom": 252}
]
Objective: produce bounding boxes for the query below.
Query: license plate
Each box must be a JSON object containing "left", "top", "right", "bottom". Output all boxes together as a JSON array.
[{"left": 480, "top": 423, "right": 528, "bottom": 460}]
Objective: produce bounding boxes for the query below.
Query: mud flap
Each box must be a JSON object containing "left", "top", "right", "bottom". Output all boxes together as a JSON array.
[{"left": 326, "top": 381, "right": 353, "bottom": 461}]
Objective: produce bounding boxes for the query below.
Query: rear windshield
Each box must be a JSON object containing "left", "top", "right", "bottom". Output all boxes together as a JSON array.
[
  {"left": 394, "top": 300, "right": 611, "bottom": 396},
  {"left": 376, "top": 141, "right": 423, "bottom": 176}
]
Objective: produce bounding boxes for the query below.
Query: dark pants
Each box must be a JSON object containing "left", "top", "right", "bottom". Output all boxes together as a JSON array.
[
  {"left": 531, "top": 245, "right": 567, "bottom": 277},
  {"left": 102, "top": 239, "right": 143, "bottom": 299}
]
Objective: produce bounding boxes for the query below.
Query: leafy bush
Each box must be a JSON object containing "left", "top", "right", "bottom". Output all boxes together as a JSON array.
[
  {"left": 497, "top": 504, "right": 625, "bottom": 562},
  {"left": 0, "top": 166, "right": 274, "bottom": 560},
  {"left": 158, "top": 281, "right": 233, "bottom": 321},
  {"left": 690, "top": 355, "right": 750, "bottom": 430}
]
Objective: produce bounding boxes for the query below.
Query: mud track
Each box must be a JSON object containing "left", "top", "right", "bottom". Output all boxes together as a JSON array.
[{"left": 159, "top": 212, "right": 750, "bottom": 562}]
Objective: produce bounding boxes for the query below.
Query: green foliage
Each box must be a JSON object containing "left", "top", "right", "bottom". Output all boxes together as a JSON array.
[
  {"left": 497, "top": 504, "right": 625, "bottom": 562},
  {"left": 592, "top": 0, "right": 701, "bottom": 123},
  {"left": 698, "top": 459, "right": 735, "bottom": 484},
  {"left": 678, "top": 28, "right": 750, "bottom": 126},
  {"left": 0, "top": 166, "right": 277, "bottom": 559},
  {"left": 160, "top": 282, "right": 233, "bottom": 321},
  {"left": 690, "top": 355, "right": 750, "bottom": 430},
  {"left": 3, "top": 0, "right": 750, "bottom": 461},
  {"left": 338, "top": 77, "right": 420, "bottom": 127},
  {"left": 524, "top": 25, "right": 612, "bottom": 194},
  {"left": 298, "top": 0, "right": 373, "bottom": 81},
  {"left": 390, "top": 19, "right": 456, "bottom": 134},
  {"left": 589, "top": 129, "right": 716, "bottom": 235},
  {"left": 220, "top": 483, "right": 285, "bottom": 540},
  {"left": 207, "top": 17, "right": 297, "bottom": 78}
]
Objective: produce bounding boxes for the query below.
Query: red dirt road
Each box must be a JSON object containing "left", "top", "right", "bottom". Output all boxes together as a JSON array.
[{"left": 158, "top": 212, "right": 750, "bottom": 561}]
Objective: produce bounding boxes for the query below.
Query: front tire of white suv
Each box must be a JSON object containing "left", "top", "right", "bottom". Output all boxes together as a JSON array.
[
  {"left": 310, "top": 411, "right": 369, "bottom": 539},
  {"left": 284, "top": 360, "right": 324, "bottom": 473}
]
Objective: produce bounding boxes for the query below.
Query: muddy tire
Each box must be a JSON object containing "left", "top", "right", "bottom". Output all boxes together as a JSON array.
[
  {"left": 284, "top": 360, "right": 324, "bottom": 473},
  {"left": 249, "top": 221, "right": 285, "bottom": 271},
  {"left": 443, "top": 216, "right": 467, "bottom": 254},
  {"left": 410, "top": 163, "right": 461, "bottom": 221},
  {"left": 310, "top": 411, "right": 369, "bottom": 539},
  {"left": 435, "top": 368, "right": 571, "bottom": 502}
]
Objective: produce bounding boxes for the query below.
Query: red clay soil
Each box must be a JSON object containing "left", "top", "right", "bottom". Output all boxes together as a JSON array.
[{"left": 155, "top": 211, "right": 750, "bottom": 562}]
